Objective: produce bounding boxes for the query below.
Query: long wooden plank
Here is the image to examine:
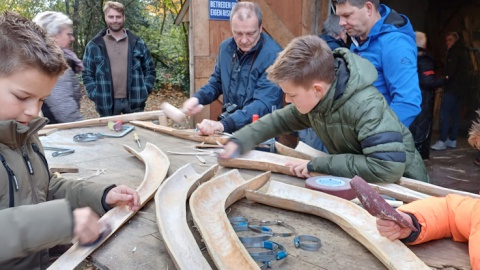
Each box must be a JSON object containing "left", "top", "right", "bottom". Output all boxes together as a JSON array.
[
  {"left": 251, "top": 0, "right": 294, "bottom": 48},
  {"left": 130, "top": 120, "right": 229, "bottom": 145},
  {"left": 48, "top": 143, "right": 170, "bottom": 270},
  {"left": 245, "top": 181, "right": 429, "bottom": 270},
  {"left": 397, "top": 177, "right": 480, "bottom": 199},
  {"left": 155, "top": 163, "right": 218, "bottom": 270},
  {"left": 43, "top": 111, "right": 165, "bottom": 130},
  {"left": 189, "top": 170, "right": 271, "bottom": 270}
]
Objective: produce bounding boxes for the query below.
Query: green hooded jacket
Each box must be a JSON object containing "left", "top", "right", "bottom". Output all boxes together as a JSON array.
[
  {"left": 0, "top": 117, "right": 113, "bottom": 269},
  {"left": 231, "top": 48, "right": 429, "bottom": 183}
]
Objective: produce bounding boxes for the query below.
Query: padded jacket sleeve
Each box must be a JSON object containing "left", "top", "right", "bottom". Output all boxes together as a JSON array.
[{"left": 398, "top": 194, "right": 480, "bottom": 268}]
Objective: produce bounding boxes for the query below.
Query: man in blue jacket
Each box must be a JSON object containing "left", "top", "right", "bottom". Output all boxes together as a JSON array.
[
  {"left": 335, "top": 0, "right": 421, "bottom": 127},
  {"left": 182, "top": 1, "right": 283, "bottom": 135}
]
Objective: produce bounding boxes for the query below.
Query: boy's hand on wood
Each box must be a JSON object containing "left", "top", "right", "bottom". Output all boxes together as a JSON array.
[
  {"left": 375, "top": 210, "right": 413, "bottom": 241},
  {"left": 105, "top": 185, "right": 141, "bottom": 211},
  {"left": 285, "top": 160, "right": 311, "bottom": 178},
  {"left": 218, "top": 141, "right": 239, "bottom": 159},
  {"left": 73, "top": 207, "right": 100, "bottom": 245}
]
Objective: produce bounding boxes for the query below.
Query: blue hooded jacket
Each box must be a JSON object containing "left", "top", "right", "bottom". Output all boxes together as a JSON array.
[
  {"left": 194, "top": 33, "right": 284, "bottom": 133},
  {"left": 350, "top": 4, "right": 421, "bottom": 127}
]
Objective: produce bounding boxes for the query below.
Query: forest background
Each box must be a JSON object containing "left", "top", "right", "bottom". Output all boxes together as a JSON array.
[{"left": 1, "top": 0, "right": 190, "bottom": 118}]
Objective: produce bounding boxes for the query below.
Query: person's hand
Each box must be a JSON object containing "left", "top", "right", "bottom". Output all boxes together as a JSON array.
[
  {"left": 285, "top": 160, "right": 311, "bottom": 178},
  {"left": 197, "top": 119, "right": 224, "bottom": 135},
  {"left": 182, "top": 97, "right": 203, "bottom": 116},
  {"left": 376, "top": 210, "right": 413, "bottom": 241},
  {"left": 218, "top": 141, "right": 240, "bottom": 159},
  {"left": 73, "top": 207, "right": 101, "bottom": 245},
  {"left": 105, "top": 185, "right": 141, "bottom": 211}
]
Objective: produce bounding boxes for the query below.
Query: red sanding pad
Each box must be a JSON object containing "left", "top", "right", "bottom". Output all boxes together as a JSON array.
[
  {"left": 350, "top": 175, "right": 417, "bottom": 231},
  {"left": 305, "top": 176, "right": 356, "bottom": 200}
]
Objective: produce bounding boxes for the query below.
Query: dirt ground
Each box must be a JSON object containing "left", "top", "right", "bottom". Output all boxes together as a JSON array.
[{"left": 80, "top": 88, "right": 189, "bottom": 119}]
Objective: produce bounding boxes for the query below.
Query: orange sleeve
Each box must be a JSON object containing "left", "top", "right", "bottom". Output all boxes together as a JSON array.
[{"left": 399, "top": 194, "right": 480, "bottom": 269}]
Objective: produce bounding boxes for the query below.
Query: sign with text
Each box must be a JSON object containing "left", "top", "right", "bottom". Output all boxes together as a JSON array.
[{"left": 209, "top": 0, "right": 237, "bottom": 21}]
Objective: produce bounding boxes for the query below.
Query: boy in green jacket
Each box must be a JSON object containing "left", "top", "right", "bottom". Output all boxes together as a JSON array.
[
  {"left": 220, "top": 35, "right": 428, "bottom": 183},
  {"left": 0, "top": 11, "right": 140, "bottom": 269}
]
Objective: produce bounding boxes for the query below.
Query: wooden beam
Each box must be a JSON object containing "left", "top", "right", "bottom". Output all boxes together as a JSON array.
[
  {"left": 302, "top": 0, "right": 315, "bottom": 35},
  {"left": 251, "top": 0, "right": 295, "bottom": 47},
  {"left": 193, "top": 0, "right": 210, "bottom": 56},
  {"left": 43, "top": 111, "right": 165, "bottom": 130}
]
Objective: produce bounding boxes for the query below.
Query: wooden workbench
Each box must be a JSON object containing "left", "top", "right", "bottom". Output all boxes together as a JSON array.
[{"left": 40, "top": 125, "right": 470, "bottom": 270}]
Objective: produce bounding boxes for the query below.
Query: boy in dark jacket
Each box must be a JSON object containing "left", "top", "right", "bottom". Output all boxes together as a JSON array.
[
  {"left": 0, "top": 12, "right": 140, "bottom": 269},
  {"left": 220, "top": 35, "right": 429, "bottom": 183}
]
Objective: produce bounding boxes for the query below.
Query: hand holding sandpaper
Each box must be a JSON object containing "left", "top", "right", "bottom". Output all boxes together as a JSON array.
[{"left": 350, "top": 176, "right": 417, "bottom": 232}]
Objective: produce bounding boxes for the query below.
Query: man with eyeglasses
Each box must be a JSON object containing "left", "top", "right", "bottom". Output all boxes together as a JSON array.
[{"left": 182, "top": 1, "right": 283, "bottom": 135}]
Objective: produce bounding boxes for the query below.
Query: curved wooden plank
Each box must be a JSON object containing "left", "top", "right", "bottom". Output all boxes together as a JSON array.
[
  {"left": 189, "top": 170, "right": 271, "bottom": 270},
  {"left": 48, "top": 143, "right": 170, "bottom": 270},
  {"left": 43, "top": 110, "right": 165, "bottom": 130},
  {"left": 130, "top": 120, "right": 229, "bottom": 145},
  {"left": 218, "top": 150, "right": 302, "bottom": 175},
  {"left": 155, "top": 163, "right": 218, "bottom": 270},
  {"left": 369, "top": 183, "right": 430, "bottom": 203},
  {"left": 218, "top": 150, "right": 435, "bottom": 203},
  {"left": 397, "top": 177, "right": 480, "bottom": 199},
  {"left": 246, "top": 181, "right": 430, "bottom": 270},
  {"left": 275, "top": 141, "right": 328, "bottom": 160}
]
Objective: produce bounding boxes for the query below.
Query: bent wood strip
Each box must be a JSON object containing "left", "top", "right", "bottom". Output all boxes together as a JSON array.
[
  {"left": 218, "top": 150, "right": 432, "bottom": 202},
  {"left": 370, "top": 183, "right": 430, "bottom": 203},
  {"left": 155, "top": 163, "right": 218, "bottom": 270},
  {"left": 275, "top": 141, "right": 329, "bottom": 160},
  {"left": 43, "top": 110, "right": 166, "bottom": 130},
  {"left": 246, "top": 181, "right": 429, "bottom": 270},
  {"left": 190, "top": 170, "right": 271, "bottom": 270},
  {"left": 130, "top": 120, "right": 229, "bottom": 145},
  {"left": 397, "top": 177, "right": 480, "bottom": 199},
  {"left": 48, "top": 143, "right": 170, "bottom": 270}
]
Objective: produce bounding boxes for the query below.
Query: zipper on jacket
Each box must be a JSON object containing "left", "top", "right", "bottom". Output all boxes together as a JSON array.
[
  {"left": 21, "top": 145, "right": 34, "bottom": 175},
  {"left": 0, "top": 153, "right": 18, "bottom": 207},
  {"left": 32, "top": 143, "right": 51, "bottom": 180}
]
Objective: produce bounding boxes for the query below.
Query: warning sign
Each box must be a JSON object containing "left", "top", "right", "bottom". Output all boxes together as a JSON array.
[{"left": 209, "top": 0, "right": 237, "bottom": 21}]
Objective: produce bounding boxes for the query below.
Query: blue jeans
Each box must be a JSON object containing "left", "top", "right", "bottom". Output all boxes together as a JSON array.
[
  {"left": 297, "top": 128, "right": 329, "bottom": 153},
  {"left": 439, "top": 93, "right": 460, "bottom": 141}
]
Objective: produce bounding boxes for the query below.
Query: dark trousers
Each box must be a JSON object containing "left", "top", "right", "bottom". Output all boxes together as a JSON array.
[
  {"left": 113, "top": 98, "right": 143, "bottom": 115},
  {"left": 439, "top": 93, "right": 461, "bottom": 142},
  {"left": 409, "top": 90, "right": 435, "bottom": 159}
]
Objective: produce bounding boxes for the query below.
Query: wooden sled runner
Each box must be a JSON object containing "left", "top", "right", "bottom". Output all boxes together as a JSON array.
[
  {"left": 48, "top": 143, "right": 170, "bottom": 270},
  {"left": 275, "top": 141, "right": 328, "bottom": 160},
  {"left": 130, "top": 120, "right": 230, "bottom": 145},
  {"left": 245, "top": 181, "right": 429, "bottom": 270},
  {"left": 155, "top": 163, "right": 218, "bottom": 270},
  {"left": 189, "top": 170, "right": 271, "bottom": 270},
  {"left": 219, "top": 150, "right": 479, "bottom": 202}
]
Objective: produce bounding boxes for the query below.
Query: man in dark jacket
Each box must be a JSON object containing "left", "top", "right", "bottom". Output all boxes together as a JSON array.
[
  {"left": 182, "top": 2, "right": 283, "bottom": 135},
  {"left": 409, "top": 31, "right": 445, "bottom": 159},
  {"left": 431, "top": 32, "right": 469, "bottom": 150},
  {"left": 220, "top": 35, "right": 429, "bottom": 183},
  {"left": 82, "top": 1, "right": 156, "bottom": 117}
]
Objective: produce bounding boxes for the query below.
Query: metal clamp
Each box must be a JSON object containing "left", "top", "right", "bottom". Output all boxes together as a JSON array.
[
  {"left": 74, "top": 126, "right": 135, "bottom": 142},
  {"left": 43, "top": 146, "right": 75, "bottom": 157},
  {"left": 249, "top": 220, "right": 296, "bottom": 237},
  {"left": 243, "top": 240, "right": 287, "bottom": 268},
  {"left": 294, "top": 235, "right": 322, "bottom": 251},
  {"left": 230, "top": 217, "right": 273, "bottom": 244}
]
